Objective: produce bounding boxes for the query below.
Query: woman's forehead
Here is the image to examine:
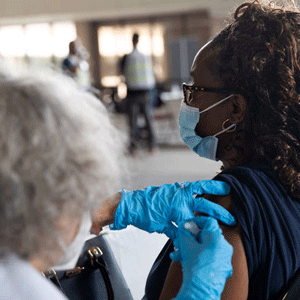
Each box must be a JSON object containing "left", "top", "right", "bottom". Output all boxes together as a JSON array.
[{"left": 191, "top": 41, "right": 223, "bottom": 87}]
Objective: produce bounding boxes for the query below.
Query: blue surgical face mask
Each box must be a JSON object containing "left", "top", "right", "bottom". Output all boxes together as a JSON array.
[{"left": 178, "top": 94, "right": 236, "bottom": 161}]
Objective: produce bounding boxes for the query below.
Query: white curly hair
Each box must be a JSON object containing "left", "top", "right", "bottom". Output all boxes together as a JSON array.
[{"left": 0, "top": 71, "right": 125, "bottom": 261}]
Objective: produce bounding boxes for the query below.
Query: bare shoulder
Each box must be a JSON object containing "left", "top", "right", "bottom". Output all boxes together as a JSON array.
[
  {"left": 203, "top": 193, "right": 249, "bottom": 300},
  {"left": 160, "top": 193, "right": 249, "bottom": 300}
]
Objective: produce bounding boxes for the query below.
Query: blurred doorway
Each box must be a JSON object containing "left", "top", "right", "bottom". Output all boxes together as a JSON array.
[{"left": 98, "top": 22, "right": 166, "bottom": 89}]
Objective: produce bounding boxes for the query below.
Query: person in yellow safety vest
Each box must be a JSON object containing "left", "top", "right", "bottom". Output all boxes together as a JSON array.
[{"left": 120, "top": 33, "right": 156, "bottom": 156}]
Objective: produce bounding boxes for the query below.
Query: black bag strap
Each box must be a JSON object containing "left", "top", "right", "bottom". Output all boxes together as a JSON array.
[
  {"left": 44, "top": 245, "right": 114, "bottom": 300},
  {"left": 86, "top": 246, "right": 114, "bottom": 300}
]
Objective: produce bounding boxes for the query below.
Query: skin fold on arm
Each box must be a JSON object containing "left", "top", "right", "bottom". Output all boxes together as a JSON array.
[{"left": 159, "top": 194, "right": 249, "bottom": 300}]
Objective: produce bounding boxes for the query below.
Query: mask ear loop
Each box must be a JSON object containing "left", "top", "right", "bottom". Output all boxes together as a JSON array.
[
  {"left": 222, "top": 119, "right": 237, "bottom": 132},
  {"left": 201, "top": 94, "right": 235, "bottom": 114},
  {"left": 214, "top": 119, "right": 236, "bottom": 137}
]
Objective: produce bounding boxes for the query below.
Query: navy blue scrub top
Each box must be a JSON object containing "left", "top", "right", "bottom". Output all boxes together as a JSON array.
[{"left": 143, "top": 159, "right": 300, "bottom": 300}]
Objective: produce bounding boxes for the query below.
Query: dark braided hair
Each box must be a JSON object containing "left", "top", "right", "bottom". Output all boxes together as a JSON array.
[{"left": 210, "top": 0, "right": 300, "bottom": 199}]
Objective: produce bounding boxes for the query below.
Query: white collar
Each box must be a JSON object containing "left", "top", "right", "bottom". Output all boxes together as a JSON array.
[{"left": 0, "top": 252, "right": 68, "bottom": 300}]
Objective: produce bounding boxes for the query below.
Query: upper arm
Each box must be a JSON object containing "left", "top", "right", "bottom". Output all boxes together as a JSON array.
[
  {"left": 211, "top": 194, "right": 249, "bottom": 299},
  {"left": 159, "top": 194, "right": 249, "bottom": 300},
  {"left": 220, "top": 221, "right": 248, "bottom": 299},
  {"left": 207, "top": 194, "right": 249, "bottom": 299}
]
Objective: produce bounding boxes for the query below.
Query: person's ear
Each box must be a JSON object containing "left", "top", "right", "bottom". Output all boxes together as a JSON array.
[{"left": 229, "top": 94, "right": 247, "bottom": 124}]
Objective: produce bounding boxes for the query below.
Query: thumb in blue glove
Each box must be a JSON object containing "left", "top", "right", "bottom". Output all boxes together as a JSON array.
[
  {"left": 172, "top": 216, "right": 233, "bottom": 300},
  {"left": 110, "top": 180, "right": 235, "bottom": 240}
]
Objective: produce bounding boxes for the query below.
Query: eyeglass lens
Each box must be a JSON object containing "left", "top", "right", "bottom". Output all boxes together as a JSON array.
[{"left": 184, "top": 88, "right": 192, "bottom": 105}]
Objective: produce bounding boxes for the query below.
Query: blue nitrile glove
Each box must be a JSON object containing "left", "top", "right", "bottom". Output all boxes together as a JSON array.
[
  {"left": 110, "top": 180, "right": 235, "bottom": 240},
  {"left": 172, "top": 216, "right": 233, "bottom": 300}
]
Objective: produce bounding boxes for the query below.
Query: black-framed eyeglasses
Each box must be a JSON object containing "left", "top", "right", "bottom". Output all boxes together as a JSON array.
[{"left": 183, "top": 83, "right": 234, "bottom": 105}]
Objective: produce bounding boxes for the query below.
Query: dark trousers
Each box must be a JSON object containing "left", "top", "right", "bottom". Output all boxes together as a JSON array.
[{"left": 126, "top": 89, "right": 155, "bottom": 152}]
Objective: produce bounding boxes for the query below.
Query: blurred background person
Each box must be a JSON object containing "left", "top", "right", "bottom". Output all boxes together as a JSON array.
[
  {"left": 120, "top": 33, "right": 156, "bottom": 156},
  {"left": 62, "top": 39, "right": 91, "bottom": 88},
  {"left": 62, "top": 40, "right": 78, "bottom": 77}
]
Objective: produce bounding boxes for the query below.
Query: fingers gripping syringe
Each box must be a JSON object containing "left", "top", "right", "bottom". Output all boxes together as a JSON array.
[{"left": 184, "top": 221, "right": 202, "bottom": 242}]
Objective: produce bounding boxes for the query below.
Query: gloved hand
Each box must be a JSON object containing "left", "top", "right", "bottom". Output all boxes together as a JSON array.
[
  {"left": 173, "top": 217, "right": 233, "bottom": 300},
  {"left": 110, "top": 180, "right": 235, "bottom": 240}
]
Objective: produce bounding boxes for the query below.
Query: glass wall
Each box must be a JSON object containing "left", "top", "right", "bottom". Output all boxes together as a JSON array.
[{"left": 0, "top": 21, "right": 76, "bottom": 74}]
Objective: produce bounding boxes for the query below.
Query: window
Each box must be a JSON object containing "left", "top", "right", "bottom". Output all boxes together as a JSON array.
[{"left": 0, "top": 21, "right": 77, "bottom": 73}]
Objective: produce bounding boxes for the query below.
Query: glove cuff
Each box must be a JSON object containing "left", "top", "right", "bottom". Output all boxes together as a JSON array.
[{"left": 109, "top": 189, "right": 131, "bottom": 230}]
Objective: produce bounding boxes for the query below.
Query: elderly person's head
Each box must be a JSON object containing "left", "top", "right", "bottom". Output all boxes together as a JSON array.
[
  {"left": 183, "top": 0, "right": 300, "bottom": 199},
  {"left": 0, "top": 72, "right": 123, "bottom": 270}
]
